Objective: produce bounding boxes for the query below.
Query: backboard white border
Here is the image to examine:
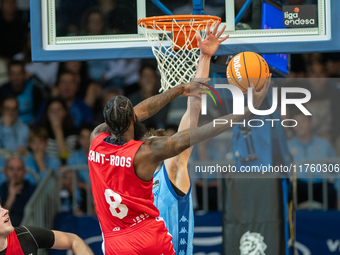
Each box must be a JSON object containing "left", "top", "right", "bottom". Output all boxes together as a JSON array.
[{"left": 41, "top": 0, "right": 329, "bottom": 52}]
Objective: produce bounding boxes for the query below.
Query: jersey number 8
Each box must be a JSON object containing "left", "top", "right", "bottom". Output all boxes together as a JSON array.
[{"left": 104, "top": 189, "right": 128, "bottom": 219}]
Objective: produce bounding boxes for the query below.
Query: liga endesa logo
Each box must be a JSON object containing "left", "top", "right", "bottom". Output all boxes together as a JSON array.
[
  {"left": 200, "top": 85, "right": 312, "bottom": 128},
  {"left": 283, "top": 5, "right": 317, "bottom": 28}
]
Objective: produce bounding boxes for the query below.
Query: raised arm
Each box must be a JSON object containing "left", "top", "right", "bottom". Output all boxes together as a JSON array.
[
  {"left": 90, "top": 83, "right": 200, "bottom": 143},
  {"left": 52, "top": 231, "right": 94, "bottom": 255},
  {"left": 164, "top": 21, "right": 229, "bottom": 192},
  {"left": 134, "top": 74, "right": 271, "bottom": 182},
  {"left": 134, "top": 83, "right": 190, "bottom": 122}
]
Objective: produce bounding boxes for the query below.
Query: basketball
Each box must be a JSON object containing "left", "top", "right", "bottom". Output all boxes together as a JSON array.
[{"left": 226, "top": 52, "right": 269, "bottom": 94}]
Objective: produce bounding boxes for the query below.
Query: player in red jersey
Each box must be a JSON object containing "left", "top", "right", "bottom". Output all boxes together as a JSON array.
[
  {"left": 89, "top": 81, "right": 203, "bottom": 255},
  {"left": 89, "top": 23, "right": 271, "bottom": 255}
]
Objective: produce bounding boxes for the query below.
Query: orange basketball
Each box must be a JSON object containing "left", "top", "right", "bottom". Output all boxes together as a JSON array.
[{"left": 226, "top": 52, "right": 269, "bottom": 94}]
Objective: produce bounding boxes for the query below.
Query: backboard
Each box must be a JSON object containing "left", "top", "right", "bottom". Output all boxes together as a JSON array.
[{"left": 30, "top": 0, "right": 340, "bottom": 61}]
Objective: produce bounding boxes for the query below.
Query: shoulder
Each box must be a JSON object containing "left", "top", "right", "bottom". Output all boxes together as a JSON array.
[
  {"left": 68, "top": 149, "right": 85, "bottom": 164},
  {"left": 75, "top": 98, "right": 91, "bottom": 110},
  {"left": 23, "top": 154, "right": 34, "bottom": 164},
  {"left": 15, "top": 118, "right": 29, "bottom": 129},
  {"left": 313, "top": 136, "right": 334, "bottom": 148},
  {"left": 49, "top": 157, "right": 61, "bottom": 168},
  {"left": 288, "top": 137, "right": 299, "bottom": 147},
  {"left": 155, "top": 164, "right": 189, "bottom": 198},
  {"left": 91, "top": 132, "right": 110, "bottom": 145},
  {"left": 25, "top": 80, "right": 35, "bottom": 88}
]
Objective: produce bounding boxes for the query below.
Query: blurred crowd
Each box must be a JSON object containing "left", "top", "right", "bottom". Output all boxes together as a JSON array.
[
  {"left": 0, "top": 0, "right": 175, "bottom": 224},
  {"left": 1, "top": 0, "right": 340, "bottom": 224}
]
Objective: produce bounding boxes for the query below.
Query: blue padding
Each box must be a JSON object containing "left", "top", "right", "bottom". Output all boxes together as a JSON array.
[
  {"left": 281, "top": 179, "right": 290, "bottom": 255},
  {"left": 192, "top": 0, "right": 204, "bottom": 11}
]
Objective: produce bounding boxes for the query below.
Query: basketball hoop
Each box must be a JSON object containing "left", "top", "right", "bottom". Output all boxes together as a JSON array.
[{"left": 138, "top": 15, "right": 221, "bottom": 92}]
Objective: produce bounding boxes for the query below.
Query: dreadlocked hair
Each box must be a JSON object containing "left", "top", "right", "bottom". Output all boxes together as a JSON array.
[
  {"left": 143, "top": 129, "right": 167, "bottom": 141},
  {"left": 103, "top": 95, "right": 134, "bottom": 145}
]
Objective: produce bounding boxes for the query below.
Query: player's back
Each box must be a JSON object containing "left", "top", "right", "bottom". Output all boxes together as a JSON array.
[
  {"left": 88, "top": 133, "right": 159, "bottom": 231},
  {"left": 89, "top": 133, "right": 175, "bottom": 254},
  {"left": 153, "top": 164, "right": 194, "bottom": 255}
]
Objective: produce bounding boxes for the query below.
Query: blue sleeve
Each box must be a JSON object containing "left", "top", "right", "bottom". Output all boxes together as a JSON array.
[
  {"left": 17, "top": 122, "right": 29, "bottom": 148},
  {"left": 49, "top": 158, "right": 61, "bottom": 172},
  {"left": 326, "top": 141, "right": 336, "bottom": 158},
  {"left": 0, "top": 125, "right": 14, "bottom": 150},
  {"left": 23, "top": 155, "right": 37, "bottom": 172},
  {"left": 83, "top": 103, "right": 93, "bottom": 123},
  {"left": 0, "top": 155, "right": 5, "bottom": 168},
  {"left": 67, "top": 153, "right": 77, "bottom": 165}
]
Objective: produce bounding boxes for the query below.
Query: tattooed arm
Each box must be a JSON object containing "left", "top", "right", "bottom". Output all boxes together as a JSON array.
[
  {"left": 134, "top": 83, "right": 190, "bottom": 122},
  {"left": 90, "top": 83, "right": 202, "bottom": 143},
  {"left": 134, "top": 74, "right": 272, "bottom": 182}
]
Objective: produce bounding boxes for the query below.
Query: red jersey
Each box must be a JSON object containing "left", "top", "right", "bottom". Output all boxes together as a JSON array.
[
  {"left": 88, "top": 133, "right": 160, "bottom": 236},
  {"left": 7, "top": 230, "right": 24, "bottom": 255}
]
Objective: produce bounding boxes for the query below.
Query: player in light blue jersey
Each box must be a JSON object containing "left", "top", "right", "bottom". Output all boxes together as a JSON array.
[{"left": 147, "top": 21, "right": 230, "bottom": 255}]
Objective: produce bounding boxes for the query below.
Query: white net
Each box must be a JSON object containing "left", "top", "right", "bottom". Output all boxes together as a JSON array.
[{"left": 139, "top": 17, "right": 219, "bottom": 92}]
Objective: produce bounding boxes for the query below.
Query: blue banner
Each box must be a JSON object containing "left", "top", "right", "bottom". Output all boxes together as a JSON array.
[
  {"left": 295, "top": 210, "right": 340, "bottom": 255},
  {"left": 51, "top": 211, "right": 223, "bottom": 255},
  {"left": 50, "top": 212, "right": 103, "bottom": 255},
  {"left": 193, "top": 211, "right": 222, "bottom": 255},
  {"left": 52, "top": 210, "right": 340, "bottom": 255}
]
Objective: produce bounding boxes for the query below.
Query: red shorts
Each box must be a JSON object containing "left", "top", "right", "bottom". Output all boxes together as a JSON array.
[{"left": 103, "top": 217, "right": 175, "bottom": 255}]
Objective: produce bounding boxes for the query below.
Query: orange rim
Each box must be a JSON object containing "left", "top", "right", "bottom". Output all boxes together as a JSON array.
[{"left": 138, "top": 15, "right": 221, "bottom": 31}]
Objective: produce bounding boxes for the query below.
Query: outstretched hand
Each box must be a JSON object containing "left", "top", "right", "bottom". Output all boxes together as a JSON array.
[
  {"left": 196, "top": 21, "right": 229, "bottom": 57},
  {"left": 181, "top": 79, "right": 210, "bottom": 98},
  {"left": 251, "top": 73, "right": 272, "bottom": 109}
]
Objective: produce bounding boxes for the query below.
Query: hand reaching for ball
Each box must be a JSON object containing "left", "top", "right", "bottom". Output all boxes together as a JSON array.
[{"left": 250, "top": 73, "right": 272, "bottom": 110}]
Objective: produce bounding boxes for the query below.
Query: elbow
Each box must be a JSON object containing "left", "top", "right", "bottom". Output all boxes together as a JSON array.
[
  {"left": 69, "top": 234, "right": 92, "bottom": 255},
  {"left": 69, "top": 234, "right": 81, "bottom": 252}
]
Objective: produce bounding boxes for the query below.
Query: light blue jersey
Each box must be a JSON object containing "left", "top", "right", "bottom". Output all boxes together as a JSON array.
[{"left": 153, "top": 164, "right": 194, "bottom": 255}]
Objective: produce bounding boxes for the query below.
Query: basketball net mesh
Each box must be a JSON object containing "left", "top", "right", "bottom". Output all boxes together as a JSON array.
[{"left": 139, "top": 18, "right": 218, "bottom": 92}]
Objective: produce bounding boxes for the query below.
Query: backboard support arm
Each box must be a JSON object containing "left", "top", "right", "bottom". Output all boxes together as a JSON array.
[{"left": 149, "top": 0, "right": 173, "bottom": 15}]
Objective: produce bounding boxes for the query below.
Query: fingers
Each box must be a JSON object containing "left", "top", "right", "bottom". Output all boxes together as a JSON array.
[
  {"left": 253, "top": 73, "right": 271, "bottom": 98},
  {"left": 219, "top": 34, "right": 229, "bottom": 43},
  {"left": 191, "top": 80, "right": 209, "bottom": 88},
  {"left": 250, "top": 83, "right": 257, "bottom": 101},
  {"left": 206, "top": 21, "right": 211, "bottom": 36},
  {"left": 9, "top": 179, "right": 15, "bottom": 187},
  {"left": 193, "top": 78, "right": 210, "bottom": 84},
  {"left": 261, "top": 73, "right": 272, "bottom": 94},
  {"left": 202, "top": 78, "right": 210, "bottom": 84},
  {"left": 216, "top": 24, "right": 226, "bottom": 38},
  {"left": 197, "top": 81, "right": 210, "bottom": 89},
  {"left": 195, "top": 33, "right": 202, "bottom": 45},
  {"left": 212, "top": 20, "right": 220, "bottom": 36},
  {"left": 16, "top": 187, "right": 23, "bottom": 195}
]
